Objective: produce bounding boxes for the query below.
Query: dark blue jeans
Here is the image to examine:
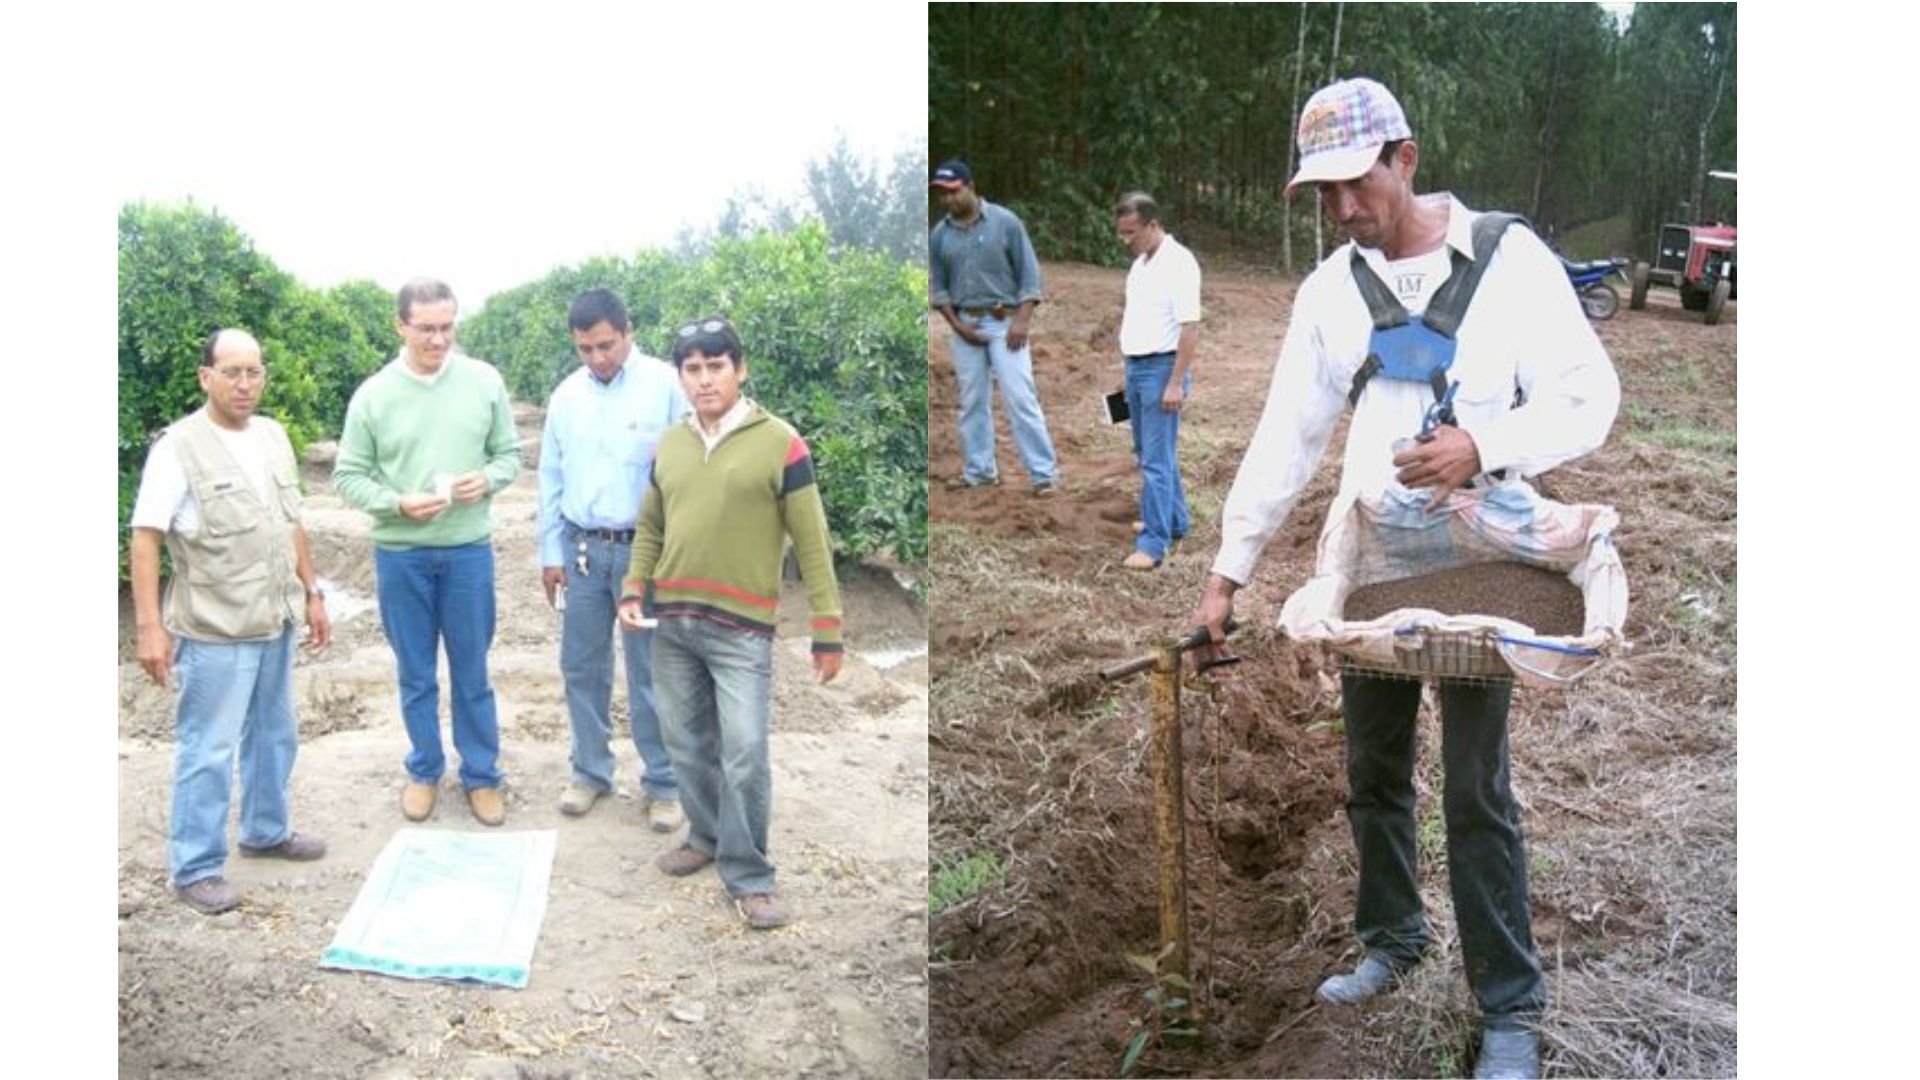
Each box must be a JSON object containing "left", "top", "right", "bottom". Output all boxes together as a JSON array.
[
  {"left": 1342, "top": 673, "right": 1544, "bottom": 1027},
  {"left": 375, "top": 541, "right": 503, "bottom": 789},
  {"left": 1125, "top": 352, "right": 1191, "bottom": 560}
]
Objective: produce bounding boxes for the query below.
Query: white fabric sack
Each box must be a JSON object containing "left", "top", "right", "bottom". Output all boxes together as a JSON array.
[
  {"left": 320, "top": 828, "right": 557, "bottom": 988},
  {"left": 1278, "top": 480, "right": 1628, "bottom": 687}
]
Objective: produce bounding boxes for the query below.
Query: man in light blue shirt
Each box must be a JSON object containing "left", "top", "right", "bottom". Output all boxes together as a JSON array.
[{"left": 538, "top": 289, "right": 690, "bottom": 830}]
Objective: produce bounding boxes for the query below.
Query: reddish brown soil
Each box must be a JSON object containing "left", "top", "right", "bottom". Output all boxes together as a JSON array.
[{"left": 928, "top": 258, "right": 1736, "bottom": 1078}]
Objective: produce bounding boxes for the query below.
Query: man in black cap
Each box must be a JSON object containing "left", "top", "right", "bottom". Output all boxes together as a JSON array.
[{"left": 928, "top": 160, "right": 1060, "bottom": 496}]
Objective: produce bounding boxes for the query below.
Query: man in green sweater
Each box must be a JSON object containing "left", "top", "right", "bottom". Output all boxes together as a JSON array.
[
  {"left": 334, "top": 279, "right": 522, "bottom": 827},
  {"left": 618, "top": 315, "right": 843, "bottom": 930}
]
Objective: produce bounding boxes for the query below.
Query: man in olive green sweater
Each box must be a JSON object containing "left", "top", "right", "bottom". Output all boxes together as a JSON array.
[
  {"left": 618, "top": 315, "right": 843, "bottom": 930},
  {"left": 334, "top": 279, "right": 522, "bottom": 827}
]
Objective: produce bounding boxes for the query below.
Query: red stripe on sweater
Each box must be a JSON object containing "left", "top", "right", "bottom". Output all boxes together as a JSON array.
[
  {"left": 811, "top": 617, "right": 842, "bottom": 631},
  {"left": 655, "top": 578, "right": 779, "bottom": 610},
  {"left": 784, "top": 434, "right": 811, "bottom": 467}
]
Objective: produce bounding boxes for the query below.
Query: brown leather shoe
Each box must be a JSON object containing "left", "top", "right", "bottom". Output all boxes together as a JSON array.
[
  {"left": 401, "top": 781, "right": 437, "bottom": 822},
  {"left": 734, "top": 891, "right": 790, "bottom": 930},
  {"left": 655, "top": 843, "right": 715, "bottom": 877},
  {"left": 467, "top": 786, "right": 506, "bottom": 827},
  {"left": 238, "top": 830, "right": 328, "bottom": 861},
  {"left": 176, "top": 876, "right": 242, "bottom": 916}
]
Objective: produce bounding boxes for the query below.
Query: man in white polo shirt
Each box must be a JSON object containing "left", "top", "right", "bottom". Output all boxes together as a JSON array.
[{"left": 1115, "top": 191, "right": 1202, "bottom": 570}]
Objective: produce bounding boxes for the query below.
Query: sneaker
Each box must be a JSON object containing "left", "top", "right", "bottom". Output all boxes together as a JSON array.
[
  {"left": 1030, "top": 480, "right": 1060, "bottom": 498},
  {"left": 1474, "top": 1027, "right": 1542, "bottom": 1080},
  {"left": 176, "top": 876, "right": 241, "bottom": 916},
  {"left": 467, "top": 786, "right": 506, "bottom": 827},
  {"left": 401, "top": 780, "right": 437, "bottom": 822},
  {"left": 655, "top": 843, "right": 715, "bottom": 877},
  {"left": 558, "top": 783, "right": 604, "bottom": 817},
  {"left": 944, "top": 475, "right": 1001, "bottom": 492},
  {"left": 734, "top": 891, "right": 790, "bottom": 930},
  {"left": 1315, "top": 953, "right": 1405, "bottom": 1005},
  {"left": 1132, "top": 519, "right": 1146, "bottom": 534},
  {"left": 238, "top": 831, "right": 327, "bottom": 861},
  {"left": 1121, "top": 550, "right": 1160, "bottom": 571},
  {"left": 644, "top": 796, "right": 685, "bottom": 833}
]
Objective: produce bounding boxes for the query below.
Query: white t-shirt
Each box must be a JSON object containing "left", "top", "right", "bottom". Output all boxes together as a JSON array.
[
  {"left": 1119, "top": 233, "right": 1203, "bottom": 357},
  {"left": 129, "top": 420, "right": 277, "bottom": 538},
  {"left": 1382, "top": 245, "right": 1452, "bottom": 316}
]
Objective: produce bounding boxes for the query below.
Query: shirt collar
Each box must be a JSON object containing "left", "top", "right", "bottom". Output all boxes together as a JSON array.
[{"left": 690, "top": 395, "right": 755, "bottom": 438}]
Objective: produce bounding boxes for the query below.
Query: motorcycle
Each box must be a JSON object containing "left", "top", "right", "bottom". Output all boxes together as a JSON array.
[{"left": 1561, "top": 254, "right": 1630, "bottom": 321}]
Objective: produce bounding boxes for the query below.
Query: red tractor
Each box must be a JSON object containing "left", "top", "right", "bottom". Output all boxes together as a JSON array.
[{"left": 1628, "top": 170, "right": 1737, "bottom": 325}]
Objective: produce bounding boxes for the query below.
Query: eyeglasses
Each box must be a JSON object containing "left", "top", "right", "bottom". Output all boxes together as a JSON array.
[
  {"left": 207, "top": 366, "right": 267, "bottom": 385},
  {"left": 405, "top": 322, "right": 456, "bottom": 340},
  {"left": 675, "top": 318, "right": 731, "bottom": 338}
]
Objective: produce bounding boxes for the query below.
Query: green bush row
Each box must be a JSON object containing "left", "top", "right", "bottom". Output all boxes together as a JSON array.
[
  {"left": 458, "top": 221, "right": 929, "bottom": 565},
  {"left": 117, "top": 202, "right": 398, "bottom": 577},
  {"left": 119, "top": 205, "right": 929, "bottom": 577}
]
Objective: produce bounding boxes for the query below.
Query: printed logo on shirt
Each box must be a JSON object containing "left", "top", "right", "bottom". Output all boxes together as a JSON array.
[{"left": 1394, "top": 272, "right": 1425, "bottom": 301}]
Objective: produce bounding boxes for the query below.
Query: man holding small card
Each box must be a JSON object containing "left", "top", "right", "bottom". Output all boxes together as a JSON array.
[{"left": 334, "top": 278, "right": 522, "bottom": 826}]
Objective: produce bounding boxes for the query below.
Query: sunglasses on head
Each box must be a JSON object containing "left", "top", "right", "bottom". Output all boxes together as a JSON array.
[{"left": 675, "top": 318, "right": 732, "bottom": 339}]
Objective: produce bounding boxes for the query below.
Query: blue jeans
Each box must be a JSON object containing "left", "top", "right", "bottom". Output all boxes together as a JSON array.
[
  {"left": 374, "top": 541, "right": 502, "bottom": 789},
  {"left": 560, "top": 528, "right": 676, "bottom": 799},
  {"left": 1342, "top": 674, "right": 1544, "bottom": 1025},
  {"left": 650, "top": 618, "right": 775, "bottom": 896},
  {"left": 948, "top": 314, "right": 1058, "bottom": 486},
  {"left": 1126, "top": 352, "right": 1191, "bottom": 561},
  {"left": 169, "top": 624, "right": 300, "bottom": 886}
]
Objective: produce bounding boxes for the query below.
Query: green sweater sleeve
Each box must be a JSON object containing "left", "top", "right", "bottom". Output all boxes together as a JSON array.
[
  {"left": 623, "top": 474, "right": 666, "bottom": 606},
  {"left": 332, "top": 385, "right": 401, "bottom": 520},
  {"left": 482, "top": 374, "right": 521, "bottom": 493},
  {"left": 780, "top": 445, "right": 844, "bottom": 653}
]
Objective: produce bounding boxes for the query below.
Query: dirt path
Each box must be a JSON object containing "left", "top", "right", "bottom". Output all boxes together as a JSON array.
[
  {"left": 118, "top": 404, "right": 930, "bottom": 1079},
  {"left": 928, "top": 260, "right": 1736, "bottom": 1078}
]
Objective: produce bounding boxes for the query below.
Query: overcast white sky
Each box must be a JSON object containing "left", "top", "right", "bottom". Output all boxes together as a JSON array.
[{"left": 109, "top": 4, "right": 927, "bottom": 308}]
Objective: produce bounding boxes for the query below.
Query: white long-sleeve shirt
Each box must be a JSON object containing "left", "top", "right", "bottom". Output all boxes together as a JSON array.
[{"left": 1212, "top": 193, "right": 1620, "bottom": 585}]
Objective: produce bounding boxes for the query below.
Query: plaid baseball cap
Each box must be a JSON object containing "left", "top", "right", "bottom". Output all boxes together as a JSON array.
[
  {"left": 1285, "top": 78, "right": 1413, "bottom": 196},
  {"left": 931, "top": 160, "right": 973, "bottom": 189}
]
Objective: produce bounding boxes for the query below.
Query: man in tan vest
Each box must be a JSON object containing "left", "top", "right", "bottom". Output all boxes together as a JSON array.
[{"left": 130, "top": 328, "right": 333, "bottom": 915}]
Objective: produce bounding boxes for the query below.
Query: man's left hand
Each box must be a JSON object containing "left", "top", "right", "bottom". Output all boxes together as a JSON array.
[
  {"left": 1160, "top": 380, "right": 1187, "bottom": 413},
  {"left": 450, "top": 472, "right": 491, "bottom": 504},
  {"left": 1392, "top": 425, "right": 1482, "bottom": 512},
  {"left": 1006, "top": 316, "right": 1032, "bottom": 352},
  {"left": 304, "top": 593, "right": 333, "bottom": 650},
  {"left": 813, "top": 651, "right": 843, "bottom": 684}
]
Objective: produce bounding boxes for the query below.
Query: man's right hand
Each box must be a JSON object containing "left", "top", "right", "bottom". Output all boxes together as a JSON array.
[
  {"left": 617, "top": 596, "right": 650, "bottom": 631},
  {"left": 541, "top": 566, "right": 566, "bottom": 607},
  {"left": 952, "top": 321, "right": 989, "bottom": 347},
  {"left": 1186, "top": 573, "right": 1239, "bottom": 670},
  {"left": 137, "top": 623, "right": 172, "bottom": 688},
  {"left": 397, "top": 493, "right": 451, "bottom": 521}
]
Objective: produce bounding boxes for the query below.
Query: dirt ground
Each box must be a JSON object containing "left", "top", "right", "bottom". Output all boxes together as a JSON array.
[
  {"left": 927, "top": 259, "right": 1736, "bottom": 1078},
  {"left": 117, "top": 404, "right": 931, "bottom": 1079}
]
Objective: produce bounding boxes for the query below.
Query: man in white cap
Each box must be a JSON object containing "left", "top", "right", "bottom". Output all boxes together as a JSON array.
[{"left": 1186, "top": 77, "right": 1620, "bottom": 1080}]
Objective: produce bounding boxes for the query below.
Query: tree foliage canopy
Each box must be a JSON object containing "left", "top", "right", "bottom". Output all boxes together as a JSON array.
[{"left": 930, "top": 2, "right": 1736, "bottom": 266}]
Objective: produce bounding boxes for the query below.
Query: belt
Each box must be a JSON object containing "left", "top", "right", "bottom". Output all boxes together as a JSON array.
[
  {"left": 1125, "top": 350, "right": 1177, "bottom": 361},
  {"left": 959, "top": 304, "right": 1014, "bottom": 319},
  {"left": 566, "top": 521, "right": 636, "bottom": 543}
]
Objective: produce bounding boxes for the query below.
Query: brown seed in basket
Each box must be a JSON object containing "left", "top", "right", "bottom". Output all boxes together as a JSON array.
[{"left": 1343, "top": 562, "right": 1585, "bottom": 636}]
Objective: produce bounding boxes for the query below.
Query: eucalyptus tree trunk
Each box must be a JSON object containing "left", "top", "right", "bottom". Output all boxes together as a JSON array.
[{"left": 1283, "top": 4, "right": 1311, "bottom": 276}]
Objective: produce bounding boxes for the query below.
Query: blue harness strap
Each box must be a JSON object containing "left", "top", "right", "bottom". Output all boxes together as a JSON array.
[{"left": 1346, "top": 212, "right": 1527, "bottom": 408}]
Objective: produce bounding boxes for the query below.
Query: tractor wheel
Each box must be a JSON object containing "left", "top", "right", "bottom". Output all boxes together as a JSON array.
[
  {"left": 1581, "top": 283, "right": 1620, "bottom": 321},
  {"left": 1680, "top": 284, "right": 1708, "bottom": 311},
  {"left": 1629, "top": 262, "right": 1650, "bottom": 310},
  {"left": 1704, "top": 278, "right": 1731, "bottom": 325}
]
